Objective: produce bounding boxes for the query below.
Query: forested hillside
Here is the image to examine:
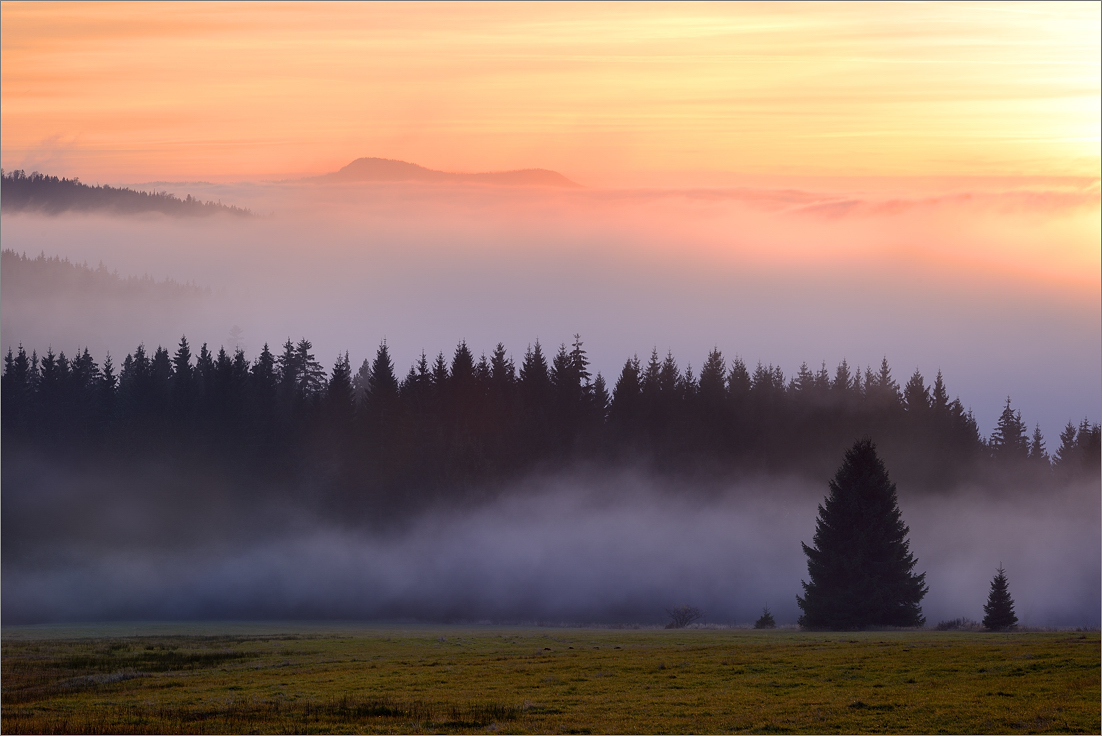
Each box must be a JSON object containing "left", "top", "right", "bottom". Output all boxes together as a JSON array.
[
  {"left": 1, "top": 170, "right": 251, "bottom": 217},
  {"left": 1, "top": 250, "right": 209, "bottom": 300},
  {"left": 4, "top": 335, "right": 1098, "bottom": 519}
]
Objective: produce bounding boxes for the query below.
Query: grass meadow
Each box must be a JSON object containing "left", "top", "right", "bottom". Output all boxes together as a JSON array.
[{"left": 1, "top": 624, "right": 1098, "bottom": 734}]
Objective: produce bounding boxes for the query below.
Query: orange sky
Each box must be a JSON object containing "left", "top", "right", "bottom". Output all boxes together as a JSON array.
[{"left": 2, "top": 1, "right": 1099, "bottom": 184}]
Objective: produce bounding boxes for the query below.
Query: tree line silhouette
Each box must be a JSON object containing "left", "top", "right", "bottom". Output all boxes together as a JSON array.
[
  {"left": 3, "top": 336, "right": 1099, "bottom": 515},
  {"left": 1, "top": 170, "right": 251, "bottom": 217}
]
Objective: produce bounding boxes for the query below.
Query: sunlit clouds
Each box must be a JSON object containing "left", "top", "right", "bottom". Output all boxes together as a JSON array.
[{"left": 2, "top": 2, "right": 1099, "bottom": 183}]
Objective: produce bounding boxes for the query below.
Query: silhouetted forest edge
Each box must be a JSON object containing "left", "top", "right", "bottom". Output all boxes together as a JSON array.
[
  {"left": 1, "top": 170, "right": 251, "bottom": 217},
  {"left": 4, "top": 334, "right": 1098, "bottom": 521}
]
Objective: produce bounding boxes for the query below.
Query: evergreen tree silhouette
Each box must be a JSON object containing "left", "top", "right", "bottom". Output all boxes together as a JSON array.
[
  {"left": 170, "top": 336, "right": 194, "bottom": 425},
  {"left": 792, "top": 361, "right": 816, "bottom": 394},
  {"left": 798, "top": 439, "right": 927, "bottom": 629},
  {"left": 609, "top": 355, "right": 642, "bottom": 448},
  {"left": 590, "top": 372, "right": 610, "bottom": 425},
  {"left": 248, "top": 343, "right": 279, "bottom": 454},
  {"left": 1027, "top": 425, "right": 1049, "bottom": 467},
  {"left": 276, "top": 339, "right": 298, "bottom": 403},
  {"left": 902, "top": 369, "right": 930, "bottom": 413},
  {"left": 195, "top": 343, "right": 215, "bottom": 415},
  {"left": 930, "top": 370, "right": 949, "bottom": 410},
  {"left": 251, "top": 343, "right": 277, "bottom": 403},
  {"left": 324, "top": 352, "right": 355, "bottom": 435},
  {"left": 431, "top": 351, "right": 450, "bottom": 387},
  {"left": 99, "top": 352, "right": 117, "bottom": 428},
  {"left": 754, "top": 607, "right": 777, "bottom": 629},
  {"left": 368, "top": 342, "right": 399, "bottom": 410},
  {"left": 982, "top": 566, "right": 1018, "bottom": 631},
  {"left": 867, "top": 357, "right": 901, "bottom": 409},
  {"left": 518, "top": 340, "right": 551, "bottom": 457},
  {"left": 365, "top": 340, "right": 400, "bottom": 450},
  {"left": 990, "top": 397, "right": 1028, "bottom": 460},
  {"left": 728, "top": 356, "right": 752, "bottom": 397},
  {"left": 694, "top": 349, "right": 729, "bottom": 452},
  {"left": 293, "top": 339, "right": 326, "bottom": 399},
  {"left": 1, "top": 345, "right": 32, "bottom": 433},
  {"left": 832, "top": 359, "right": 853, "bottom": 395}
]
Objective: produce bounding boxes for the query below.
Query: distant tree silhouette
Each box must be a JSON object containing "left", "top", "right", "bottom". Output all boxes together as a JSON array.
[
  {"left": 365, "top": 340, "right": 399, "bottom": 436},
  {"left": 902, "top": 369, "right": 930, "bottom": 413},
  {"left": 990, "top": 397, "right": 1028, "bottom": 461},
  {"left": 590, "top": 372, "right": 610, "bottom": 427},
  {"left": 832, "top": 359, "right": 854, "bottom": 394},
  {"left": 798, "top": 440, "right": 927, "bottom": 629},
  {"left": 518, "top": 340, "right": 551, "bottom": 456},
  {"left": 609, "top": 355, "right": 643, "bottom": 447},
  {"left": 754, "top": 607, "right": 777, "bottom": 629},
  {"left": 1028, "top": 425, "right": 1050, "bottom": 468},
  {"left": 664, "top": 604, "right": 703, "bottom": 629},
  {"left": 1, "top": 169, "right": 251, "bottom": 217},
  {"left": 1054, "top": 419, "right": 1102, "bottom": 473},
  {"left": 982, "top": 566, "right": 1018, "bottom": 631},
  {"left": 324, "top": 352, "right": 354, "bottom": 433}
]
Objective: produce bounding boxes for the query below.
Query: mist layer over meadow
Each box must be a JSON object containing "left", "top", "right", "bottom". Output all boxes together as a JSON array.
[{"left": 3, "top": 457, "right": 1098, "bottom": 627}]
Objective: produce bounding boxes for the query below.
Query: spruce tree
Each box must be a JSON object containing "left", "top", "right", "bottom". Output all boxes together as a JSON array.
[
  {"left": 982, "top": 566, "right": 1018, "bottom": 631},
  {"left": 754, "top": 607, "right": 776, "bottom": 629},
  {"left": 324, "top": 352, "right": 354, "bottom": 430},
  {"left": 990, "top": 397, "right": 1028, "bottom": 460},
  {"left": 798, "top": 439, "right": 927, "bottom": 629},
  {"left": 902, "top": 369, "right": 930, "bottom": 413},
  {"left": 1027, "top": 425, "right": 1049, "bottom": 467},
  {"left": 366, "top": 340, "right": 400, "bottom": 439}
]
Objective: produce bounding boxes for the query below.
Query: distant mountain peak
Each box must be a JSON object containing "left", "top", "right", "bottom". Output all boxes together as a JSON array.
[{"left": 319, "top": 157, "right": 581, "bottom": 188}]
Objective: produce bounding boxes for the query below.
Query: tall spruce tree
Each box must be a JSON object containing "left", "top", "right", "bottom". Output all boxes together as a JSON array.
[
  {"left": 798, "top": 439, "right": 927, "bottom": 629},
  {"left": 982, "top": 566, "right": 1018, "bottom": 631}
]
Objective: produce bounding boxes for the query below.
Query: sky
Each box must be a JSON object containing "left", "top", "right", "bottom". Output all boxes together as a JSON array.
[{"left": 2, "top": 2, "right": 1099, "bottom": 184}]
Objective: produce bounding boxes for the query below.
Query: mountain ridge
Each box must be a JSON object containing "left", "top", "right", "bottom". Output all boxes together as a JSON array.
[{"left": 316, "top": 157, "right": 581, "bottom": 188}]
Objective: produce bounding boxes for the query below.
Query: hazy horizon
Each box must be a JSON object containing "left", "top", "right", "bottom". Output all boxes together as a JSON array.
[{"left": 2, "top": 171, "right": 1098, "bottom": 442}]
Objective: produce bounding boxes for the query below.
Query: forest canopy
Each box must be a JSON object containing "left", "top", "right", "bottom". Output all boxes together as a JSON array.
[{"left": 3, "top": 335, "right": 1098, "bottom": 520}]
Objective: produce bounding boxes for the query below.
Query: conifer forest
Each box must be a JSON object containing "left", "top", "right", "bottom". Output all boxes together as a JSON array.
[{"left": 3, "top": 334, "right": 1098, "bottom": 520}]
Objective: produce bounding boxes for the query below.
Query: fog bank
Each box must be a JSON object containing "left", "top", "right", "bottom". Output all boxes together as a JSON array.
[
  {"left": 3, "top": 466, "right": 1097, "bottom": 627},
  {"left": 1, "top": 178, "right": 1097, "bottom": 442}
]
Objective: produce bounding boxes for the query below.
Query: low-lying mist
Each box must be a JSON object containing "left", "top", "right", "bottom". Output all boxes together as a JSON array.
[
  {"left": 3, "top": 457, "right": 1097, "bottom": 628},
  {"left": 1, "top": 176, "right": 1097, "bottom": 439}
]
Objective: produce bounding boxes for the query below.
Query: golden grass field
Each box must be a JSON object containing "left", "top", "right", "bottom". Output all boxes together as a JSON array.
[{"left": 2, "top": 624, "right": 1098, "bottom": 734}]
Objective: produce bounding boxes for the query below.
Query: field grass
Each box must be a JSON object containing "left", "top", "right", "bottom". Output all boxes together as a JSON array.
[{"left": 2, "top": 624, "right": 1098, "bottom": 734}]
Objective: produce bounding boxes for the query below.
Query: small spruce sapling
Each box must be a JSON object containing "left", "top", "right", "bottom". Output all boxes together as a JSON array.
[{"left": 754, "top": 607, "right": 776, "bottom": 629}]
